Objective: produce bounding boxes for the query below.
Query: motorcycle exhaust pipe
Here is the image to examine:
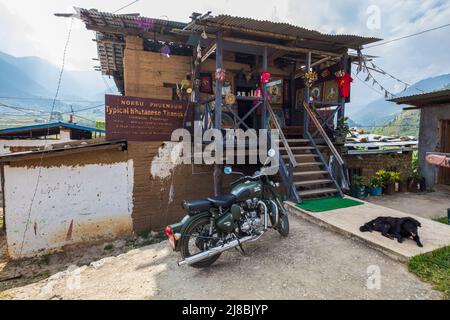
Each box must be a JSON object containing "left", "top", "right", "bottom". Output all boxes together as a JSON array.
[{"left": 177, "top": 234, "right": 261, "bottom": 266}]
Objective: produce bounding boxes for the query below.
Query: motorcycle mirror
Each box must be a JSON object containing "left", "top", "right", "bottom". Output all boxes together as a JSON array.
[
  {"left": 224, "top": 166, "right": 233, "bottom": 175},
  {"left": 267, "top": 149, "right": 276, "bottom": 158}
]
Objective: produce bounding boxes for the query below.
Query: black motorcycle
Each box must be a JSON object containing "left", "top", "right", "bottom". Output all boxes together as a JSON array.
[{"left": 165, "top": 150, "right": 289, "bottom": 268}]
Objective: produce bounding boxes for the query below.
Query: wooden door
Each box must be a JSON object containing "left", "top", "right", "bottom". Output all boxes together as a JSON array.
[{"left": 438, "top": 120, "right": 450, "bottom": 185}]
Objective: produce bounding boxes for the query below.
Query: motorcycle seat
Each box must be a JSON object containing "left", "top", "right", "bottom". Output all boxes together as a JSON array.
[
  {"left": 207, "top": 194, "right": 236, "bottom": 207},
  {"left": 182, "top": 199, "right": 212, "bottom": 213}
]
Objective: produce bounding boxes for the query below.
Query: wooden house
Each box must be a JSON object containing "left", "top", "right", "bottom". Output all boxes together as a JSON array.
[{"left": 66, "top": 8, "right": 381, "bottom": 202}]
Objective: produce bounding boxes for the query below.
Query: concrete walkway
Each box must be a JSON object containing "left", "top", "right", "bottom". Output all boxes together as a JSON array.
[{"left": 285, "top": 198, "right": 450, "bottom": 262}]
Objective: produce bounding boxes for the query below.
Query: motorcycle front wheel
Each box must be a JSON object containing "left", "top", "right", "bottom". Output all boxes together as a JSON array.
[
  {"left": 180, "top": 216, "right": 221, "bottom": 268},
  {"left": 277, "top": 212, "right": 289, "bottom": 237}
]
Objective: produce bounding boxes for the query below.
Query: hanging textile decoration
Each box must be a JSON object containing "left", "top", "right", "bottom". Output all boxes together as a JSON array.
[
  {"left": 304, "top": 70, "right": 318, "bottom": 88},
  {"left": 160, "top": 45, "right": 171, "bottom": 58},
  {"left": 335, "top": 70, "right": 353, "bottom": 98},
  {"left": 215, "top": 68, "right": 226, "bottom": 82},
  {"left": 260, "top": 71, "right": 271, "bottom": 84}
]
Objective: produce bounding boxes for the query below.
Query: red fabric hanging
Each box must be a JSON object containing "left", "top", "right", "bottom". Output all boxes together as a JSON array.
[{"left": 335, "top": 72, "right": 353, "bottom": 98}]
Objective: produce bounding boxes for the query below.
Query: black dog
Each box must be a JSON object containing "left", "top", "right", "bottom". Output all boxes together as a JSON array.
[{"left": 360, "top": 216, "right": 423, "bottom": 247}]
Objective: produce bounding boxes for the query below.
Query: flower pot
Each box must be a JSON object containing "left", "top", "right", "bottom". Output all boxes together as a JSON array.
[
  {"left": 383, "top": 183, "right": 395, "bottom": 195},
  {"left": 407, "top": 178, "right": 419, "bottom": 192},
  {"left": 398, "top": 181, "right": 408, "bottom": 192},
  {"left": 351, "top": 186, "right": 366, "bottom": 199},
  {"left": 335, "top": 136, "right": 345, "bottom": 145},
  {"left": 370, "top": 186, "right": 382, "bottom": 196}
]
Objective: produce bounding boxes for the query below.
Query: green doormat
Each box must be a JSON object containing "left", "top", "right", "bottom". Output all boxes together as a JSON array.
[{"left": 296, "top": 196, "right": 363, "bottom": 212}]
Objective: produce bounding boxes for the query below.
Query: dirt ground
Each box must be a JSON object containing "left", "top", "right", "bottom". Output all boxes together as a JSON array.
[
  {"left": 0, "top": 213, "right": 440, "bottom": 300},
  {"left": 366, "top": 185, "right": 450, "bottom": 219}
]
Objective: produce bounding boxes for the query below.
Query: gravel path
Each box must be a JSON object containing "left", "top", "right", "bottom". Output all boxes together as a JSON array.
[{"left": 3, "top": 214, "right": 440, "bottom": 300}]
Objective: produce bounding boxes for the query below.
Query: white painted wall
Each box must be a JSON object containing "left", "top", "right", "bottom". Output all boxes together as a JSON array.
[{"left": 4, "top": 160, "right": 134, "bottom": 258}]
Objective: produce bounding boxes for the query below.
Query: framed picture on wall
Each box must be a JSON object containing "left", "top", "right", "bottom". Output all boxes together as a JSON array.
[
  {"left": 323, "top": 80, "right": 339, "bottom": 104},
  {"left": 310, "top": 83, "right": 323, "bottom": 102},
  {"left": 266, "top": 79, "right": 283, "bottom": 104},
  {"left": 199, "top": 73, "right": 213, "bottom": 94}
]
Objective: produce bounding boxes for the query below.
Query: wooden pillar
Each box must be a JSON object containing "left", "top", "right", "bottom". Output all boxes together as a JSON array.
[
  {"left": 261, "top": 47, "right": 268, "bottom": 129},
  {"left": 303, "top": 51, "right": 312, "bottom": 134},
  {"left": 193, "top": 45, "right": 201, "bottom": 121},
  {"left": 213, "top": 30, "right": 223, "bottom": 196},
  {"left": 337, "top": 51, "right": 350, "bottom": 121}
]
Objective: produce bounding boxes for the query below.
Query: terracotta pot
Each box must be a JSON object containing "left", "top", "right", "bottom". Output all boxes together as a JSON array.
[
  {"left": 383, "top": 183, "right": 395, "bottom": 195},
  {"left": 407, "top": 179, "right": 419, "bottom": 192},
  {"left": 398, "top": 181, "right": 408, "bottom": 192}
]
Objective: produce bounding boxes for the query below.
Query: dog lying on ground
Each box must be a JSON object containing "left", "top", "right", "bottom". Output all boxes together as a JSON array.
[{"left": 359, "top": 217, "right": 423, "bottom": 247}]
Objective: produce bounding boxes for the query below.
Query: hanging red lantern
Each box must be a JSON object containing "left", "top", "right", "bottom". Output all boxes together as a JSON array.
[{"left": 260, "top": 72, "right": 271, "bottom": 84}]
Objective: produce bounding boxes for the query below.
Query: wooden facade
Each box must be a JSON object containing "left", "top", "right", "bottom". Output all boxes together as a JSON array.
[{"left": 64, "top": 8, "right": 382, "bottom": 216}]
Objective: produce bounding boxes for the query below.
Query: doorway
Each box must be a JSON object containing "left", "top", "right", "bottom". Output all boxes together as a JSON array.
[{"left": 438, "top": 120, "right": 450, "bottom": 185}]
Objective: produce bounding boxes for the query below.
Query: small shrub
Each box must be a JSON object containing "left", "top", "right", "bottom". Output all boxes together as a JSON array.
[{"left": 104, "top": 244, "right": 114, "bottom": 251}]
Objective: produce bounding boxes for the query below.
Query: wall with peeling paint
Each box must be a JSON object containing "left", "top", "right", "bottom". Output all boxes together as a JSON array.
[
  {"left": 4, "top": 160, "right": 134, "bottom": 258},
  {"left": 128, "top": 141, "right": 236, "bottom": 233}
]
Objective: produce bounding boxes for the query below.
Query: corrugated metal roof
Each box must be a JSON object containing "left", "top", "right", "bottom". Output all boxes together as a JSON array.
[
  {"left": 76, "top": 7, "right": 187, "bottom": 31},
  {"left": 389, "top": 88, "right": 450, "bottom": 107},
  {"left": 197, "top": 15, "right": 381, "bottom": 49},
  {"left": 0, "top": 122, "right": 105, "bottom": 135}
]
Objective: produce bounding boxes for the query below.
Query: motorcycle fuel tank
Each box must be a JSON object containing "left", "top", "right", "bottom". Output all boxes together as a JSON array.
[{"left": 230, "top": 180, "right": 262, "bottom": 201}]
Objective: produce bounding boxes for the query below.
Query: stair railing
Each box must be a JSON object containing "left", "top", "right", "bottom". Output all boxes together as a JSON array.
[
  {"left": 267, "top": 104, "right": 300, "bottom": 202},
  {"left": 303, "top": 101, "right": 346, "bottom": 196}
]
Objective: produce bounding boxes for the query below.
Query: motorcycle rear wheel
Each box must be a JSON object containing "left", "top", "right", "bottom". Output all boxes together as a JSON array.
[{"left": 180, "top": 216, "right": 221, "bottom": 268}]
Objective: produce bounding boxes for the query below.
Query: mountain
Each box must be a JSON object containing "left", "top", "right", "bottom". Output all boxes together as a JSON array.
[
  {"left": 348, "top": 73, "right": 450, "bottom": 126},
  {"left": 0, "top": 51, "right": 113, "bottom": 101},
  {"left": 0, "top": 54, "right": 52, "bottom": 97},
  {"left": 372, "top": 110, "right": 420, "bottom": 138},
  {"left": 0, "top": 51, "right": 117, "bottom": 128}
]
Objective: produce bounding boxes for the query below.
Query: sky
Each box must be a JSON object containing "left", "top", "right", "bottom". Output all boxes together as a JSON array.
[{"left": 1, "top": 0, "right": 450, "bottom": 108}]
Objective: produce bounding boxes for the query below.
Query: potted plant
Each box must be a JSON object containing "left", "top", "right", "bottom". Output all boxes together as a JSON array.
[
  {"left": 335, "top": 117, "right": 351, "bottom": 145},
  {"left": 368, "top": 175, "right": 383, "bottom": 196},
  {"left": 398, "top": 173, "right": 408, "bottom": 192},
  {"left": 407, "top": 170, "right": 420, "bottom": 192},
  {"left": 350, "top": 175, "right": 366, "bottom": 199},
  {"left": 384, "top": 171, "right": 400, "bottom": 195}
]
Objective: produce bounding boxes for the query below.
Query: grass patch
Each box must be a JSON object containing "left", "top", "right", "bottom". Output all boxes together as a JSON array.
[
  {"left": 432, "top": 216, "right": 449, "bottom": 225},
  {"left": 408, "top": 246, "right": 450, "bottom": 299},
  {"left": 103, "top": 244, "right": 114, "bottom": 251}
]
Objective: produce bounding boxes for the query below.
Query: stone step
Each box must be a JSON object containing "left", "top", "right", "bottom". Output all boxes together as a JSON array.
[{"left": 298, "top": 188, "right": 338, "bottom": 197}]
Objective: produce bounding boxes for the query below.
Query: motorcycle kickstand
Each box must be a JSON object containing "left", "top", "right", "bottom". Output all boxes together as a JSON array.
[{"left": 234, "top": 237, "right": 246, "bottom": 256}]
